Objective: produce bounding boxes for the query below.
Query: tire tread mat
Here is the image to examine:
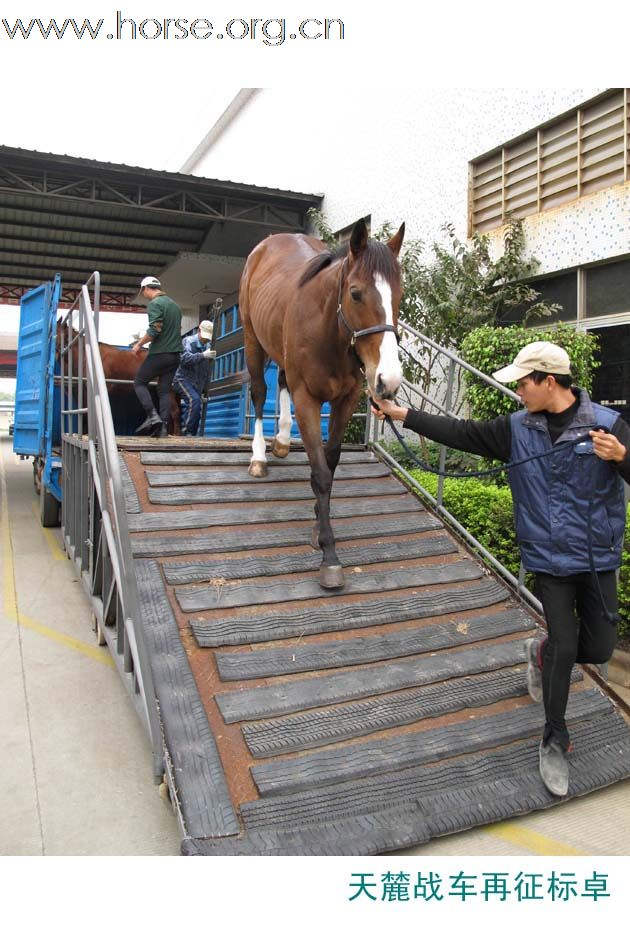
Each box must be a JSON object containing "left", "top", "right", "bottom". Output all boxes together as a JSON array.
[
  {"left": 164, "top": 534, "right": 456, "bottom": 585},
  {"left": 216, "top": 608, "right": 536, "bottom": 680},
  {"left": 191, "top": 578, "right": 510, "bottom": 647},
  {"left": 251, "top": 687, "right": 610, "bottom": 797},
  {"left": 130, "top": 511, "right": 440, "bottom": 557},
  {"left": 182, "top": 714, "right": 630, "bottom": 854},
  {"left": 176, "top": 560, "right": 481, "bottom": 612},
  {"left": 215, "top": 637, "right": 530, "bottom": 723}
]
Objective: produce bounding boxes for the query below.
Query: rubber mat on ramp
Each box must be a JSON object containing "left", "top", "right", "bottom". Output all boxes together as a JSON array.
[{"left": 120, "top": 443, "right": 630, "bottom": 855}]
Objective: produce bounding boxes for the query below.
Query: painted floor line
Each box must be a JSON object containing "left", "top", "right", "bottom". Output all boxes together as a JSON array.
[
  {"left": 31, "top": 501, "right": 66, "bottom": 561},
  {"left": 1, "top": 445, "right": 113, "bottom": 668},
  {"left": 483, "top": 821, "right": 586, "bottom": 856}
]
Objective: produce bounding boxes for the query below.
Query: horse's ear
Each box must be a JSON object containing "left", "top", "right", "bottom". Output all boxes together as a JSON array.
[
  {"left": 349, "top": 218, "right": 369, "bottom": 257},
  {"left": 387, "top": 223, "right": 405, "bottom": 258}
]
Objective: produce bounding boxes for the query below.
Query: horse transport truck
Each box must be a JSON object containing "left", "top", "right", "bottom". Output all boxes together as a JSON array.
[{"left": 11, "top": 271, "right": 630, "bottom": 855}]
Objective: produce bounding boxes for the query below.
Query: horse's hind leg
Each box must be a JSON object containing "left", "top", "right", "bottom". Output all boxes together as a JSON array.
[
  {"left": 245, "top": 335, "right": 268, "bottom": 478},
  {"left": 271, "top": 369, "right": 292, "bottom": 459}
]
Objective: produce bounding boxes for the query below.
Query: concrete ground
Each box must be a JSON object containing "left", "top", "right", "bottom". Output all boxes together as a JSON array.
[{"left": 1, "top": 431, "right": 630, "bottom": 856}]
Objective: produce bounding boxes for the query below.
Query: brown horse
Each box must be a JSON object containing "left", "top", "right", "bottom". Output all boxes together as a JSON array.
[
  {"left": 239, "top": 217, "right": 405, "bottom": 588},
  {"left": 56, "top": 320, "right": 181, "bottom": 433}
]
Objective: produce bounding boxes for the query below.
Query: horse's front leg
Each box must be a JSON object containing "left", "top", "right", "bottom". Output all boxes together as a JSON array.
[
  {"left": 324, "top": 385, "right": 363, "bottom": 479},
  {"left": 293, "top": 387, "right": 343, "bottom": 589}
]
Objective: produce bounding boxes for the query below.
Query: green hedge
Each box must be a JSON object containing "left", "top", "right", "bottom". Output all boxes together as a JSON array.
[
  {"left": 460, "top": 324, "right": 600, "bottom": 421},
  {"left": 410, "top": 469, "right": 630, "bottom": 641}
]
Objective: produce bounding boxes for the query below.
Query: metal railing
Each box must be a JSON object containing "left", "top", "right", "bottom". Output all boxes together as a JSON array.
[
  {"left": 58, "top": 272, "right": 163, "bottom": 779},
  {"left": 369, "top": 318, "right": 544, "bottom": 616}
]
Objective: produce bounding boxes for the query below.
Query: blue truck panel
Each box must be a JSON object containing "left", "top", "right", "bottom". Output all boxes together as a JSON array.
[
  {"left": 244, "top": 361, "right": 329, "bottom": 440},
  {"left": 14, "top": 276, "right": 63, "bottom": 502}
]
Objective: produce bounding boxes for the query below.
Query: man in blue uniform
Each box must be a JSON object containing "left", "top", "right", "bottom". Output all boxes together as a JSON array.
[
  {"left": 173, "top": 320, "right": 216, "bottom": 436},
  {"left": 372, "top": 342, "right": 630, "bottom": 798}
]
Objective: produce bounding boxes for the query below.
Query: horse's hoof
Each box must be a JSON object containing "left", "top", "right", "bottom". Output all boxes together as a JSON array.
[
  {"left": 310, "top": 526, "right": 319, "bottom": 550},
  {"left": 271, "top": 438, "right": 290, "bottom": 459},
  {"left": 248, "top": 460, "right": 268, "bottom": 478},
  {"left": 319, "top": 565, "right": 344, "bottom": 589}
]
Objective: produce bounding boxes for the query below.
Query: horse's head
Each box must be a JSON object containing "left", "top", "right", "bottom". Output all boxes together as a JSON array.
[
  {"left": 54, "top": 317, "right": 65, "bottom": 360},
  {"left": 342, "top": 218, "right": 405, "bottom": 400},
  {"left": 55, "top": 317, "right": 79, "bottom": 362}
]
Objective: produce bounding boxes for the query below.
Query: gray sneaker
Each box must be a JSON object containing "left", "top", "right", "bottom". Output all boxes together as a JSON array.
[
  {"left": 525, "top": 637, "right": 543, "bottom": 703},
  {"left": 539, "top": 738, "right": 569, "bottom": 797}
]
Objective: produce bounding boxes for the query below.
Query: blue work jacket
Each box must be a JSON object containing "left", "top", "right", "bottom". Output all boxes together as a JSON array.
[
  {"left": 508, "top": 389, "right": 626, "bottom": 575},
  {"left": 173, "top": 334, "right": 212, "bottom": 394}
]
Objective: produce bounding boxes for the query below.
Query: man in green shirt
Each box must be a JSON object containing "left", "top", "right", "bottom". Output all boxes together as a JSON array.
[{"left": 133, "top": 276, "right": 183, "bottom": 436}]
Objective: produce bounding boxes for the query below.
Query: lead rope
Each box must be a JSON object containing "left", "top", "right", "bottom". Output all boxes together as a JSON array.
[{"left": 373, "top": 400, "right": 619, "bottom": 625}]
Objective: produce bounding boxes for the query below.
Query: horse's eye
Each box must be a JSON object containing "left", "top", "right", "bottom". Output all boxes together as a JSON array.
[{"left": 350, "top": 288, "right": 362, "bottom": 302}]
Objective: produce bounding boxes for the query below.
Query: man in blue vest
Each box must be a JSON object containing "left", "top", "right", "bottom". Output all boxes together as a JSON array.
[
  {"left": 172, "top": 320, "right": 216, "bottom": 436},
  {"left": 372, "top": 341, "right": 630, "bottom": 797}
]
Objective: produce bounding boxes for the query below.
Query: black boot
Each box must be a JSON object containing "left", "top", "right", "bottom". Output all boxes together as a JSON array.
[
  {"left": 135, "top": 410, "right": 162, "bottom": 435},
  {"left": 152, "top": 422, "right": 168, "bottom": 438}
]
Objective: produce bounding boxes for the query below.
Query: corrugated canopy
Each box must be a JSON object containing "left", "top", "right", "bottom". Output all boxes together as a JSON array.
[{"left": 0, "top": 145, "right": 321, "bottom": 307}]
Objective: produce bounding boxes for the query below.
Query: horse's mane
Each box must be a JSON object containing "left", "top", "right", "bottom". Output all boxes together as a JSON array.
[
  {"left": 297, "top": 245, "right": 347, "bottom": 288},
  {"left": 297, "top": 241, "right": 400, "bottom": 289}
]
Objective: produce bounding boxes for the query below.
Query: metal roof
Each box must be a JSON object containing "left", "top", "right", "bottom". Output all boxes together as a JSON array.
[{"left": 0, "top": 145, "right": 322, "bottom": 307}]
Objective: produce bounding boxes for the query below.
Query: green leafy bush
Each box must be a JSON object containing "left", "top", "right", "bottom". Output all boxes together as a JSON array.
[
  {"left": 410, "top": 470, "right": 521, "bottom": 580},
  {"left": 461, "top": 324, "right": 600, "bottom": 421}
]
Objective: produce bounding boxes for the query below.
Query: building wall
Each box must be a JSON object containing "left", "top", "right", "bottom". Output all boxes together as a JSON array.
[
  {"left": 186, "top": 87, "right": 604, "bottom": 273},
  {"left": 487, "top": 183, "right": 630, "bottom": 273}
]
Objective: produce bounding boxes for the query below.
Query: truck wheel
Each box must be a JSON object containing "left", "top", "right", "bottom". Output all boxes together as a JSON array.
[
  {"left": 40, "top": 487, "right": 60, "bottom": 528},
  {"left": 33, "top": 458, "right": 42, "bottom": 495}
]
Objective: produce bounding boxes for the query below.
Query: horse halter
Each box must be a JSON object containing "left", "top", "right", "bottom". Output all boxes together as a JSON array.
[{"left": 336, "top": 258, "right": 400, "bottom": 349}]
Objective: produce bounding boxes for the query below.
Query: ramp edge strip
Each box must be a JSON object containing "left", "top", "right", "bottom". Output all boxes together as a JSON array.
[{"left": 134, "top": 558, "right": 239, "bottom": 838}]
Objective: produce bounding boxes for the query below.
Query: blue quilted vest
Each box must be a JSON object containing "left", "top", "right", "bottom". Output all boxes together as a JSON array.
[{"left": 508, "top": 389, "right": 626, "bottom": 575}]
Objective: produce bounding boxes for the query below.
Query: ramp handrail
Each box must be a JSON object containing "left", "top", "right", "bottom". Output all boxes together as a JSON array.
[
  {"left": 59, "top": 273, "right": 163, "bottom": 775},
  {"left": 368, "top": 318, "right": 543, "bottom": 616}
]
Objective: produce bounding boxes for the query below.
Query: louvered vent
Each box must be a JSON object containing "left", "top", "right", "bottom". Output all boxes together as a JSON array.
[{"left": 470, "top": 89, "right": 629, "bottom": 234}]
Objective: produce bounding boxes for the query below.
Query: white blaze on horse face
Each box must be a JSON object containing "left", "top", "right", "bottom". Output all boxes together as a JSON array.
[
  {"left": 252, "top": 418, "right": 267, "bottom": 464},
  {"left": 276, "top": 388, "right": 293, "bottom": 447},
  {"left": 374, "top": 274, "right": 403, "bottom": 398}
]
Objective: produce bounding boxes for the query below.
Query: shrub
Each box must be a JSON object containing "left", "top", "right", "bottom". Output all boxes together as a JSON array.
[{"left": 461, "top": 324, "right": 600, "bottom": 421}]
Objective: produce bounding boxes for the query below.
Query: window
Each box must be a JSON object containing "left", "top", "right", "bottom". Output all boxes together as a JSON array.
[
  {"left": 585, "top": 259, "right": 630, "bottom": 317},
  {"left": 498, "top": 272, "right": 577, "bottom": 326},
  {"left": 469, "top": 89, "right": 628, "bottom": 235}
]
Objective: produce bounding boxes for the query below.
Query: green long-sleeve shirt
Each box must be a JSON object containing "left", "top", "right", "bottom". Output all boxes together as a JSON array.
[{"left": 146, "top": 295, "right": 183, "bottom": 354}]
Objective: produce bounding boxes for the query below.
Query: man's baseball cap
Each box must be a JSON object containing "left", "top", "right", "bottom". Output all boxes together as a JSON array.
[
  {"left": 492, "top": 341, "right": 572, "bottom": 384},
  {"left": 140, "top": 276, "right": 161, "bottom": 290},
  {"left": 198, "top": 320, "right": 213, "bottom": 340}
]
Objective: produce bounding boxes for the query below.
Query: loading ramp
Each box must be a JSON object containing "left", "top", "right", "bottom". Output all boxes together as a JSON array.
[
  {"left": 111, "top": 438, "right": 630, "bottom": 856},
  {"left": 51, "top": 274, "right": 630, "bottom": 855}
]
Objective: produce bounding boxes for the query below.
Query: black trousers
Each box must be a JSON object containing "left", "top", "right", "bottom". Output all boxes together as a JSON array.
[
  {"left": 535, "top": 570, "right": 618, "bottom": 749},
  {"left": 133, "top": 352, "right": 180, "bottom": 425}
]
